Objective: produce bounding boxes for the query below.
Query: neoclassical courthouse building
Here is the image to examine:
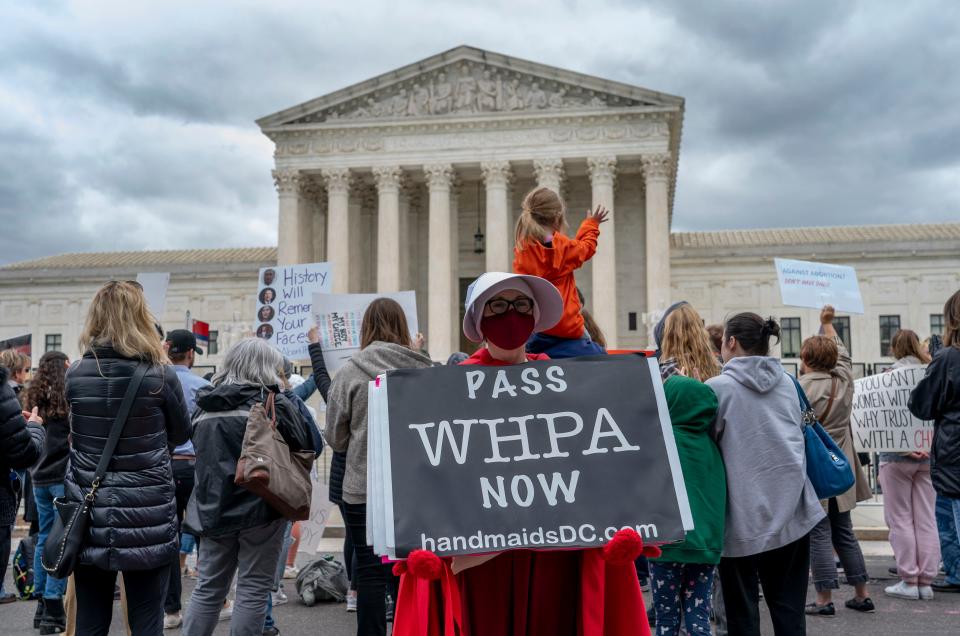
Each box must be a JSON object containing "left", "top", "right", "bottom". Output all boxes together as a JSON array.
[{"left": 2, "top": 47, "right": 959, "bottom": 373}]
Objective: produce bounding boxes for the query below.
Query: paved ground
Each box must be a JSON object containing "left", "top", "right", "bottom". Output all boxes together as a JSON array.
[{"left": 4, "top": 552, "right": 960, "bottom": 634}]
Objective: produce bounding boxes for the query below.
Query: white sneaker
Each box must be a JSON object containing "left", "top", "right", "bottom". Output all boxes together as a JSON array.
[
  {"left": 163, "top": 612, "right": 182, "bottom": 629},
  {"left": 218, "top": 600, "right": 234, "bottom": 621},
  {"left": 346, "top": 590, "right": 358, "bottom": 612},
  {"left": 919, "top": 585, "right": 934, "bottom": 600},
  {"left": 885, "top": 581, "right": 920, "bottom": 600},
  {"left": 283, "top": 566, "right": 299, "bottom": 580},
  {"left": 272, "top": 588, "right": 289, "bottom": 606}
]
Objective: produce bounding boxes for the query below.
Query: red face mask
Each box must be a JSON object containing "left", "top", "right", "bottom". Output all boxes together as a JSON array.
[{"left": 481, "top": 311, "right": 535, "bottom": 350}]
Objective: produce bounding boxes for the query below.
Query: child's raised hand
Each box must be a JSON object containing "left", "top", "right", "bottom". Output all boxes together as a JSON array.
[{"left": 587, "top": 205, "right": 610, "bottom": 224}]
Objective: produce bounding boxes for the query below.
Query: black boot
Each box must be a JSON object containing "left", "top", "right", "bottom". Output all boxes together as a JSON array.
[
  {"left": 39, "top": 598, "right": 66, "bottom": 635},
  {"left": 34, "top": 598, "right": 46, "bottom": 629}
]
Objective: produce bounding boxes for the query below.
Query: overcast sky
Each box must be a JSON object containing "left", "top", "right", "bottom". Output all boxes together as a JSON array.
[{"left": 1, "top": 0, "right": 958, "bottom": 265}]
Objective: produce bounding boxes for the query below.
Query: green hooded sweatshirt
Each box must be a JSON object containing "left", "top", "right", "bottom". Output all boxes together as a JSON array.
[{"left": 653, "top": 375, "right": 726, "bottom": 565}]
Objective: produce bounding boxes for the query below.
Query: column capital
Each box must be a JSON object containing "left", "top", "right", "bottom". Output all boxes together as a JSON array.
[
  {"left": 272, "top": 168, "right": 302, "bottom": 195},
  {"left": 372, "top": 165, "right": 403, "bottom": 193},
  {"left": 321, "top": 167, "right": 352, "bottom": 194},
  {"left": 480, "top": 160, "right": 513, "bottom": 187},
  {"left": 587, "top": 156, "right": 617, "bottom": 186},
  {"left": 424, "top": 163, "right": 455, "bottom": 190},
  {"left": 533, "top": 158, "right": 565, "bottom": 189},
  {"left": 641, "top": 153, "right": 672, "bottom": 183},
  {"left": 300, "top": 176, "right": 325, "bottom": 202}
]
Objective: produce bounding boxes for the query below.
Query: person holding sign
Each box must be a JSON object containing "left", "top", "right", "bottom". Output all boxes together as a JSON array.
[
  {"left": 877, "top": 329, "right": 939, "bottom": 600},
  {"left": 707, "top": 313, "right": 825, "bottom": 636},
  {"left": 799, "top": 307, "right": 874, "bottom": 615},
  {"left": 909, "top": 290, "right": 960, "bottom": 594},
  {"left": 512, "top": 187, "right": 608, "bottom": 358},
  {"left": 392, "top": 272, "right": 654, "bottom": 636},
  {"left": 324, "top": 299, "right": 434, "bottom": 636}
]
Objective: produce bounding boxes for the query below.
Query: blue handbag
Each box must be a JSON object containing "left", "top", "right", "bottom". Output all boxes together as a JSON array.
[{"left": 788, "top": 375, "right": 855, "bottom": 499}]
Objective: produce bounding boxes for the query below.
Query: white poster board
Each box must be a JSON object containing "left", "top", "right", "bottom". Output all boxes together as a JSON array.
[
  {"left": 256, "top": 263, "right": 332, "bottom": 359},
  {"left": 311, "top": 291, "right": 419, "bottom": 373},
  {"left": 851, "top": 366, "right": 933, "bottom": 452},
  {"left": 774, "top": 258, "right": 864, "bottom": 314},
  {"left": 136, "top": 272, "right": 170, "bottom": 319}
]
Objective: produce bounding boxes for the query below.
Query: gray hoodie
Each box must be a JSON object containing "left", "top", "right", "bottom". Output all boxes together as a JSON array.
[
  {"left": 324, "top": 341, "right": 433, "bottom": 504},
  {"left": 706, "top": 356, "right": 826, "bottom": 557}
]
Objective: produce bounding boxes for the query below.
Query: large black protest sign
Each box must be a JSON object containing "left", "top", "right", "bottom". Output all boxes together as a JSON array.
[{"left": 367, "top": 354, "right": 692, "bottom": 558}]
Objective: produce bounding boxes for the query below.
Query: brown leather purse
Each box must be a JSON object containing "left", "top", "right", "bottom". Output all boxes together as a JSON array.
[{"left": 235, "top": 392, "right": 314, "bottom": 520}]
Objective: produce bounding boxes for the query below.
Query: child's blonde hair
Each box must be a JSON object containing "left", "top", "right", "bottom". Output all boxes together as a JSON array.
[{"left": 515, "top": 187, "right": 566, "bottom": 250}]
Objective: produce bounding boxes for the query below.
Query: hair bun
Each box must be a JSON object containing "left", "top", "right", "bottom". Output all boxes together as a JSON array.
[{"left": 762, "top": 317, "right": 781, "bottom": 338}]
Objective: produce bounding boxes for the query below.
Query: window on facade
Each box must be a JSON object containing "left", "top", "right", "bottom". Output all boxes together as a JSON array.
[
  {"left": 208, "top": 331, "right": 219, "bottom": 355},
  {"left": 834, "top": 316, "right": 852, "bottom": 353},
  {"left": 931, "top": 314, "right": 944, "bottom": 337},
  {"left": 879, "top": 315, "right": 901, "bottom": 357},
  {"left": 45, "top": 333, "right": 62, "bottom": 352},
  {"left": 781, "top": 317, "right": 801, "bottom": 358}
]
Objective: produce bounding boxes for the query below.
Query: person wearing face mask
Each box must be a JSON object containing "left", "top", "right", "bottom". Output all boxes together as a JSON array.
[{"left": 392, "top": 272, "right": 653, "bottom": 636}]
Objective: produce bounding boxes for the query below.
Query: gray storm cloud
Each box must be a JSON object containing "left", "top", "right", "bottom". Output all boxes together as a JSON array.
[{"left": 0, "top": 0, "right": 957, "bottom": 264}]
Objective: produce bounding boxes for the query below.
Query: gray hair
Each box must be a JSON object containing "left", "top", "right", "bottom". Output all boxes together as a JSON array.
[{"left": 211, "top": 338, "right": 284, "bottom": 387}]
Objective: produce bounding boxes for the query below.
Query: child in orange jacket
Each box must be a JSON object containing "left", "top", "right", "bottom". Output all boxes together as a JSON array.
[{"left": 512, "top": 186, "right": 609, "bottom": 358}]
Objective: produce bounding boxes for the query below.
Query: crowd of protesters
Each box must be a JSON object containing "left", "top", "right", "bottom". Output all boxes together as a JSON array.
[{"left": 1, "top": 185, "right": 959, "bottom": 636}]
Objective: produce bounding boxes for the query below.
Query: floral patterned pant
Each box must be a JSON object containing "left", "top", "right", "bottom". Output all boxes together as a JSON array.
[{"left": 650, "top": 561, "right": 715, "bottom": 635}]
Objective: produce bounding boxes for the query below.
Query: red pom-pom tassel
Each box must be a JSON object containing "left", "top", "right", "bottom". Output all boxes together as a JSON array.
[
  {"left": 392, "top": 561, "right": 408, "bottom": 576},
  {"left": 406, "top": 549, "right": 444, "bottom": 580},
  {"left": 641, "top": 544, "right": 662, "bottom": 559},
  {"left": 603, "top": 528, "right": 645, "bottom": 565}
]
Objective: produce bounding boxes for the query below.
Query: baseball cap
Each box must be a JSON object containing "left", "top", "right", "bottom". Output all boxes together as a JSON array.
[{"left": 165, "top": 329, "right": 203, "bottom": 355}]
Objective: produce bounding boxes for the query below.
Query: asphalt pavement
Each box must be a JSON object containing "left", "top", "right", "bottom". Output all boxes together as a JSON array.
[{"left": 4, "top": 552, "right": 960, "bottom": 635}]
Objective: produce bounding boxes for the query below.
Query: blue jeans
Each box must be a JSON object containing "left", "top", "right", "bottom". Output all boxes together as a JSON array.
[
  {"left": 937, "top": 495, "right": 960, "bottom": 585},
  {"left": 33, "top": 483, "right": 68, "bottom": 600},
  {"left": 263, "top": 521, "right": 294, "bottom": 630},
  {"left": 650, "top": 561, "right": 715, "bottom": 636}
]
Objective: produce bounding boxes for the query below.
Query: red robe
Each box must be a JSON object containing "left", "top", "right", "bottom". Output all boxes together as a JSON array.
[{"left": 391, "top": 347, "right": 650, "bottom": 636}]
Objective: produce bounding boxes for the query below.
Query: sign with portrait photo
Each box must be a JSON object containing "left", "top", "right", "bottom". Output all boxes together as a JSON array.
[
  {"left": 366, "top": 354, "right": 693, "bottom": 559},
  {"left": 255, "top": 263, "right": 332, "bottom": 358}
]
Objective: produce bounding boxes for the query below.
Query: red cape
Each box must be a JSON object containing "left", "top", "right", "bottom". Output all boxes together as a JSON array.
[{"left": 392, "top": 348, "right": 649, "bottom": 635}]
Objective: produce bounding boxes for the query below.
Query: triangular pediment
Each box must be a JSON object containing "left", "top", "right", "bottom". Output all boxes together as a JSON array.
[{"left": 257, "top": 46, "right": 683, "bottom": 128}]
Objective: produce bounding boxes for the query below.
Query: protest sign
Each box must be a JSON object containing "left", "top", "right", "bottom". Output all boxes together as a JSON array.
[
  {"left": 136, "top": 272, "right": 170, "bottom": 319},
  {"left": 0, "top": 333, "right": 32, "bottom": 356},
  {"left": 852, "top": 366, "right": 933, "bottom": 452},
  {"left": 311, "top": 291, "right": 419, "bottom": 373},
  {"left": 366, "top": 354, "right": 692, "bottom": 559},
  {"left": 256, "top": 263, "right": 332, "bottom": 359},
  {"left": 774, "top": 258, "right": 864, "bottom": 314}
]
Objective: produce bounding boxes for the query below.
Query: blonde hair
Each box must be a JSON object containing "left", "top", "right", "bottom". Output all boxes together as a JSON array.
[
  {"left": 891, "top": 329, "right": 930, "bottom": 363},
  {"left": 515, "top": 187, "right": 566, "bottom": 250},
  {"left": 79, "top": 281, "right": 168, "bottom": 364},
  {"left": 661, "top": 305, "right": 721, "bottom": 381}
]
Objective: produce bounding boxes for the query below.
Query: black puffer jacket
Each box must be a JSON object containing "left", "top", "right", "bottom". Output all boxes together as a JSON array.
[
  {"left": 64, "top": 346, "right": 191, "bottom": 571},
  {"left": 185, "top": 383, "right": 311, "bottom": 538},
  {"left": 30, "top": 415, "right": 70, "bottom": 486},
  {"left": 910, "top": 346, "right": 960, "bottom": 498},
  {"left": 0, "top": 366, "right": 45, "bottom": 526}
]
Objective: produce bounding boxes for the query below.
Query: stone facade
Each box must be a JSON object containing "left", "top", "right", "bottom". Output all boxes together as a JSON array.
[{"left": 258, "top": 46, "right": 685, "bottom": 359}]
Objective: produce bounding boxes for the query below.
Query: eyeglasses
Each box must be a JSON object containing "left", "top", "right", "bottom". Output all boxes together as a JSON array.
[{"left": 485, "top": 296, "right": 535, "bottom": 315}]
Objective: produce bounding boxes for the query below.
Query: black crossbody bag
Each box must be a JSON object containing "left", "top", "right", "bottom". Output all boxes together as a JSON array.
[{"left": 42, "top": 363, "right": 148, "bottom": 577}]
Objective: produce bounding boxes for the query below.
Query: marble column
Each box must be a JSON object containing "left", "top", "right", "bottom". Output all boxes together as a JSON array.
[
  {"left": 273, "top": 168, "right": 313, "bottom": 265},
  {"left": 642, "top": 154, "right": 672, "bottom": 318},
  {"left": 373, "top": 165, "right": 403, "bottom": 292},
  {"left": 533, "top": 158, "right": 565, "bottom": 194},
  {"left": 302, "top": 177, "right": 326, "bottom": 262},
  {"left": 424, "top": 163, "right": 457, "bottom": 360},
  {"left": 321, "top": 168, "right": 352, "bottom": 293},
  {"left": 587, "top": 156, "right": 618, "bottom": 349},
  {"left": 481, "top": 161, "right": 512, "bottom": 273}
]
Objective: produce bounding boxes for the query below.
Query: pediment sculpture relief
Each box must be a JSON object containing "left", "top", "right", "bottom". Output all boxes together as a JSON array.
[{"left": 289, "top": 62, "right": 653, "bottom": 124}]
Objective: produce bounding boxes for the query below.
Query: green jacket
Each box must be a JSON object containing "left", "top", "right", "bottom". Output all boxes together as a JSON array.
[{"left": 653, "top": 375, "right": 726, "bottom": 565}]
